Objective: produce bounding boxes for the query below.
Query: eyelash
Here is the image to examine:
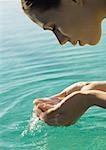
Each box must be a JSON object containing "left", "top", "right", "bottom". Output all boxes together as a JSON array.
[
  {"left": 72, "top": 0, "right": 77, "bottom": 3},
  {"left": 43, "top": 24, "right": 55, "bottom": 31}
]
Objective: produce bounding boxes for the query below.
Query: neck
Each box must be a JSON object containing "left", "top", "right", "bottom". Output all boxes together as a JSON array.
[{"left": 101, "top": 0, "right": 106, "bottom": 18}]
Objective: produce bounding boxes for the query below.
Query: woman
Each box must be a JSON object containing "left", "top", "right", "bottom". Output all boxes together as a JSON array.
[{"left": 21, "top": 0, "right": 106, "bottom": 126}]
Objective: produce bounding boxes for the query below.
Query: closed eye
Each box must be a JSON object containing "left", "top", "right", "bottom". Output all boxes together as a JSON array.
[{"left": 43, "top": 23, "right": 55, "bottom": 31}]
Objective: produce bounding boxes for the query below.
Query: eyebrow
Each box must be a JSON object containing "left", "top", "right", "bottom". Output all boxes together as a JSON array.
[{"left": 25, "top": 0, "right": 61, "bottom": 12}]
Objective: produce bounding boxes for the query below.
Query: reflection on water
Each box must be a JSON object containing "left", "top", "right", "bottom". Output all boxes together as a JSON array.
[{"left": 0, "top": 1, "right": 106, "bottom": 150}]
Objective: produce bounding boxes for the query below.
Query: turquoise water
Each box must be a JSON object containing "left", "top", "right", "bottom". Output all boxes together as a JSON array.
[{"left": 0, "top": 1, "right": 106, "bottom": 150}]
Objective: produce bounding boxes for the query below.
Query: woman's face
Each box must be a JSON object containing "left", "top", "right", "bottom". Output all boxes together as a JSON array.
[{"left": 24, "top": 0, "right": 103, "bottom": 46}]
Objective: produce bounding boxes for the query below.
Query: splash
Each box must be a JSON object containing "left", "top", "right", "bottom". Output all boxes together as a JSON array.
[
  {"left": 21, "top": 112, "right": 39, "bottom": 137},
  {"left": 28, "top": 112, "right": 39, "bottom": 131}
]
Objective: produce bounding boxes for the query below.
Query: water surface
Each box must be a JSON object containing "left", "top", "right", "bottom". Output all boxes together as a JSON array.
[{"left": 0, "top": 1, "right": 106, "bottom": 150}]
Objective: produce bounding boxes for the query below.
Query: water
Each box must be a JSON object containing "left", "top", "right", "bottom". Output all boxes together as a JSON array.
[{"left": 0, "top": 1, "right": 106, "bottom": 150}]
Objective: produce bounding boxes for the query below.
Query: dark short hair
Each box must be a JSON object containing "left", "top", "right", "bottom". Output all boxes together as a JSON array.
[{"left": 24, "top": 0, "right": 61, "bottom": 11}]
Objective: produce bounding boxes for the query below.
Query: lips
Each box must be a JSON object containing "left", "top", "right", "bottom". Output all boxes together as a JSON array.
[
  {"left": 79, "top": 40, "right": 86, "bottom": 46},
  {"left": 71, "top": 40, "right": 77, "bottom": 46}
]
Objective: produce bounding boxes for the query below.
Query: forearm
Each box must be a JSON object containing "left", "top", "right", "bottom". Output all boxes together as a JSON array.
[
  {"left": 51, "top": 81, "right": 106, "bottom": 100},
  {"left": 84, "top": 90, "right": 106, "bottom": 108},
  {"left": 81, "top": 81, "right": 106, "bottom": 92},
  {"left": 58, "top": 81, "right": 106, "bottom": 97},
  {"left": 52, "top": 82, "right": 89, "bottom": 98}
]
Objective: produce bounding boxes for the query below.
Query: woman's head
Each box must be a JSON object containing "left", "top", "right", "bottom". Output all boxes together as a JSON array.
[{"left": 21, "top": 0, "right": 106, "bottom": 46}]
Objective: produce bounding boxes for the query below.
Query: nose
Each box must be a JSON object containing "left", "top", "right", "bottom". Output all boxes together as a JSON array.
[
  {"left": 53, "top": 28, "right": 69, "bottom": 45},
  {"left": 43, "top": 22, "right": 69, "bottom": 45}
]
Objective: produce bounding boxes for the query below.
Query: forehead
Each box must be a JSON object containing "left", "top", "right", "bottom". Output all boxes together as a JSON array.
[
  {"left": 34, "top": 7, "right": 63, "bottom": 25},
  {"left": 29, "top": 0, "right": 61, "bottom": 19},
  {"left": 31, "top": 0, "right": 61, "bottom": 11}
]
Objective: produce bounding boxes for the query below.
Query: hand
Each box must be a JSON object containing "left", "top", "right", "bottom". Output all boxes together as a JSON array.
[{"left": 33, "top": 91, "right": 90, "bottom": 126}]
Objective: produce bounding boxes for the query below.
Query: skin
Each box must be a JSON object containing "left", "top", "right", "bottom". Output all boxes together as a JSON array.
[
  {"left": 21, "top": 0, "right": 106, "bottom": 46},
  {"left": 34, "top": 81, "right": 106, "bottom": 126}
]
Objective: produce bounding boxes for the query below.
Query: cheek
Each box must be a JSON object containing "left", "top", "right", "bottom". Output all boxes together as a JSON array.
[
  {"left": 57, "top": 15, "right": 102, "bottom": 45},
  {"left": 59, "top": 22, "right": 79, "bottom": 39},
  {"left": 68, "top": 18, "right": 102, "bottom": 44},
  {"left": 58, "top": 16, "right": 88, "bottom": 40},
  {"left": 83, "top": 21, "right": 102, "bottom": 45}
]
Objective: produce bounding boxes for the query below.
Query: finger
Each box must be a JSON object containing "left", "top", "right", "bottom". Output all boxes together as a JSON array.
[
  {"left": 33, "top": 105, "right": 45, "bottom": 119},
  {"left": 33, "top": 98, "right": 51, "bottom": 105},
  {"left": 34, "top": 107, "right": 43, "bottom": 118},
  {"left": 33, "top": 99, "right": 57, "bottom": 106},
  {"left": 35, "top": 107, "right": 48, "bottom": 121},
  {"left": 35, "top": 105, "right": 61, "bottom": 124},
  {"left": 33, "top": 99, "right": 43, "bottom": 105},
  {"left": 37, "top": 103, "right": 54, "bottom": 112}
]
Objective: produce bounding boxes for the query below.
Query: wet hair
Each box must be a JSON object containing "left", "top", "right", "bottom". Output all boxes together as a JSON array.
[{"left": 24, "top": 0, "right": 61, "bottom": 11}]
